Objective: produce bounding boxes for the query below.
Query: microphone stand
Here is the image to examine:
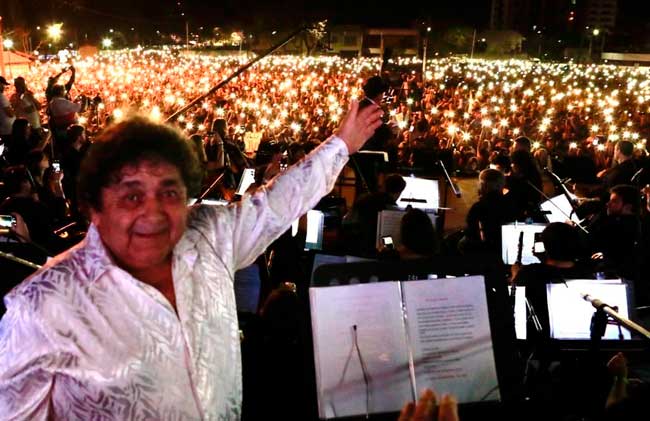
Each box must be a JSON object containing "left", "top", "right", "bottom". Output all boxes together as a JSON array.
[
  {"left": 194, "top": 173, "right": 225, "bottom": 206},
  {"left": 438, "top": 160, "right": 461, "bottom": 198},
  {"left": 166, "top": 25, "right": 311, "bottom": 123},
  {"left": 525, "top": 179, "right": 590, "bottom": 235},
  {"left": 544, "top": 166, "right": 580, "bottom": 215},
  {"left": 631, "top": 167, "right": 644, "bottom": 305},
  {"left": 164, "top": 23, "right": 316, "bottom": 203},
  {"left": 0, "top": 249, "right": 42, "bottom": 270},
  {"left": 434, "top": 160, "right": 459, "bottom": 234}
]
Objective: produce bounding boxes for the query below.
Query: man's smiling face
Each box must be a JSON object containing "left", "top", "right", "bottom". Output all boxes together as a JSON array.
[{"left": 90, "top": 160, "right": 189, "bottom": 272}]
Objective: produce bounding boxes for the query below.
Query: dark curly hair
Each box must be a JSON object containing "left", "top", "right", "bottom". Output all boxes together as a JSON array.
[{"left": 78, "top": 116, "right": 202, "bottom": 211}]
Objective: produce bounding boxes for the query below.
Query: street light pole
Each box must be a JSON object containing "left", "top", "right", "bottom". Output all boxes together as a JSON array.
[
  {"left": 470, "top": 28, "right": 477, "bottom": 59},
  {"left": 422, "top": 26, "right": 430, "bottom": 75},
  {"left": 185, "top": 21, "right": 189, "bottom": 52},
  {"left": 588, "top": 28, "right": 599, "bottom": 62}
]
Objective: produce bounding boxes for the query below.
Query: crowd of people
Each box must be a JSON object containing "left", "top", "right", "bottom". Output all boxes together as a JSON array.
[{"left": 0, "top": 50, "right": 649, "bottom": 420}]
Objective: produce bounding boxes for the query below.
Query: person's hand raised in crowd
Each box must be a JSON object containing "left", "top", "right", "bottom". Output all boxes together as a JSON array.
[
  {"left": 398, "top": 389, "right": 459, "bottom": 421},
  {"left": 335, "top": 99, "right": 383, "bottom": 155}
]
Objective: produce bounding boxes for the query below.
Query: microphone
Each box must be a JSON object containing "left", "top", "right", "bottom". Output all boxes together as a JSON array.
[
  {"left": 582, "top": 293, "right": 616, "bottom": 312},
  {"left": 543, "top": 167, "right": 562, "bottom": 183},
  {"left": 437, "top": 160, "right": 461, "bottom": 198}
]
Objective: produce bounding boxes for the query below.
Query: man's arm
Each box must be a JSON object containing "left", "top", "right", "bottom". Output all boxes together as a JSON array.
[
  {"left": 229, "top": 101, "right": 382, "bottom": 270},
  {"left": 0, "top": 296, "right": 55, "bottom": 420},
  {"left": 64, "top": 66, "right": 76, "bottom": 93}
]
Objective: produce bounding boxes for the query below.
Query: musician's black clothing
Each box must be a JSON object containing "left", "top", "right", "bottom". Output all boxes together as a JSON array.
[
  {"left": 603, "top": 159, "right": 638, "bottom": 190},
  {"left": 462, "top": 191, "right": 517, "bottom": 254}
]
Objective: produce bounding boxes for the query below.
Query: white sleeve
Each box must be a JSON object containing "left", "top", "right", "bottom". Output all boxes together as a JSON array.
[
  {"left": 50, "top": 99, "right": 80, "bottom": 115},
  {"left": 228, "top": 136, "right": 349, "bottom": 270},
  {"left": 0, "top": 296, "right": 55, "bottom": 420}
]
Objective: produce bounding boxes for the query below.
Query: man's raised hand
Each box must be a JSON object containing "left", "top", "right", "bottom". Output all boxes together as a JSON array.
[{"left": 336, "top": 100, "right": 383, "bottom": 154}]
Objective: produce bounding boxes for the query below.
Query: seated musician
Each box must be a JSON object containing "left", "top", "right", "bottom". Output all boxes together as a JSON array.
[
  {"left": 590, "top": 185, "right": 649, "bottom": 301},
  {"left": 460, "top": 168, "right": 517, "bottom": 255},
  {"left": 597, "top": 141, "right": 638, "bottom": 192},
  {"left": 512, "top": 222, "right": 592, "bottom": 345}
]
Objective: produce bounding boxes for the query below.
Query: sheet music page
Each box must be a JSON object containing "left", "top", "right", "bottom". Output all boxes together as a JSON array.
[
  {"left": 376, "top": 210, "right": 436, "bottom": 250},
  {"left": 501, "top": 224, "right": 546, "bottom": 265},
  {"left": 547, "top": 280, "right": 631, "bottom": 340},
  {"left": 402, "top": 276, "right": 500, "bottom": 403},
  {"left": 512, "top": 286, "right": 527, "bottom": 340},
  {"left": 376, "top": 209, "right": 405, "bottom": 249},
  {"left": 540, "top": 194, "right": 580, "bottom": 224},
  {"left": 310, "top": 282, "right": 412, "bottom": 418},
  {"left": 396, "top": 177, "right": 440, "bottom": 210}
]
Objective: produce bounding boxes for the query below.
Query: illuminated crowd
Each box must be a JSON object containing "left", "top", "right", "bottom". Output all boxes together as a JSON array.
[{"left": 11, "top": 49, "right": 650, "bottom": 170}]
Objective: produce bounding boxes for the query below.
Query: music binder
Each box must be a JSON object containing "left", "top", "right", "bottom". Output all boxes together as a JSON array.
[{"left": 310, "top": 275, "right": 500, "bottom": 419}]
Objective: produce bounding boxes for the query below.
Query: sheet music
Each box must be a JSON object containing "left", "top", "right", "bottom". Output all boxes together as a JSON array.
[
  {"left": 305, "top": 210, "right": 324, "bottom": 250},
  {"left": 396, "top": 177, "right": 440, "bottom": 210},
  {"left": 376, "top": 210, "right": 436, "bottom": 250},
  {"left": 376, "top": 210, "right": 405, "bottom": 249},
  {"left": 540, "top": 194, "right": 581, "bottom": 224},
  {"left": 236, "top": 168, "right": 256, "bottom": 196},
  {"left": 402, "top": 276, "right": 500, "bottom": 403},
  {"left": 501, "top": 223, "right": 546, "bottom": 265},
  {"left": 233, "top": 264, "right": 261, "bottom": 313},
  {"left": 357, "top": 150, "right": 389, "bottom": 162},
  {"left": 547, "top": 280, "right": 631, "bottom": 340},
  {"left": 512, "top": 286, "right": 527, "bottom": 340},
  {"left": 310, "top": 283, "right": 412, "bottom": 418}
]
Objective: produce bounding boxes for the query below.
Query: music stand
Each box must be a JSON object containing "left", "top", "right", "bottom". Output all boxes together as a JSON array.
[{"left": 311, "top": 255, "right": 519, "bottom": 414}]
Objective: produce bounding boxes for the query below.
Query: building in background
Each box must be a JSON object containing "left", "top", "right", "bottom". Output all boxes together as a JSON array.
[
  {"left": 328, "top": 26, "right": 363, "bottom": 57},
  {"left": 584, "top": 0, "right": 617, "bottom": 31}
]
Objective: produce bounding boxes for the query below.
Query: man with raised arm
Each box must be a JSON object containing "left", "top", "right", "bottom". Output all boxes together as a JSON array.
[{"left": 0, "top": 101, "right": 382, "bottom": 420}]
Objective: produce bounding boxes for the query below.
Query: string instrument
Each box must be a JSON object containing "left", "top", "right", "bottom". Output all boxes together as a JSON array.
[
  {"left": 515, "top": 230, "right": 524, "bottom": 266},
  {"left": 510, "top": 231, "right": 524, "bottom": 311},
  {"left": 165, "top": 25, "right": 313, "bottom": 203}
]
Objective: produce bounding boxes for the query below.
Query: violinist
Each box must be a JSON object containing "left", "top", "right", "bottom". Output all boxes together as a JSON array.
[
  {"left": 590, "top": 184, "right": 645, "bottom": 282},
  {"left": 597, "top": 140, "right": 637, "bottom": 192}
]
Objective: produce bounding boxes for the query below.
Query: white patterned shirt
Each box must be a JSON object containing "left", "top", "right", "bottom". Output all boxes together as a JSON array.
[{"left": 0, "top": 136, "right": 349, "bottom": 420}]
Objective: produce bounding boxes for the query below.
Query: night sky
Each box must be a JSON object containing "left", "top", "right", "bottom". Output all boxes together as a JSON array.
[
  {"left": 1, "top": 0, "right": 649, "bottom": 45},
  {"left": 2, "top": 0, "right": 492, "bottom": 36}
]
